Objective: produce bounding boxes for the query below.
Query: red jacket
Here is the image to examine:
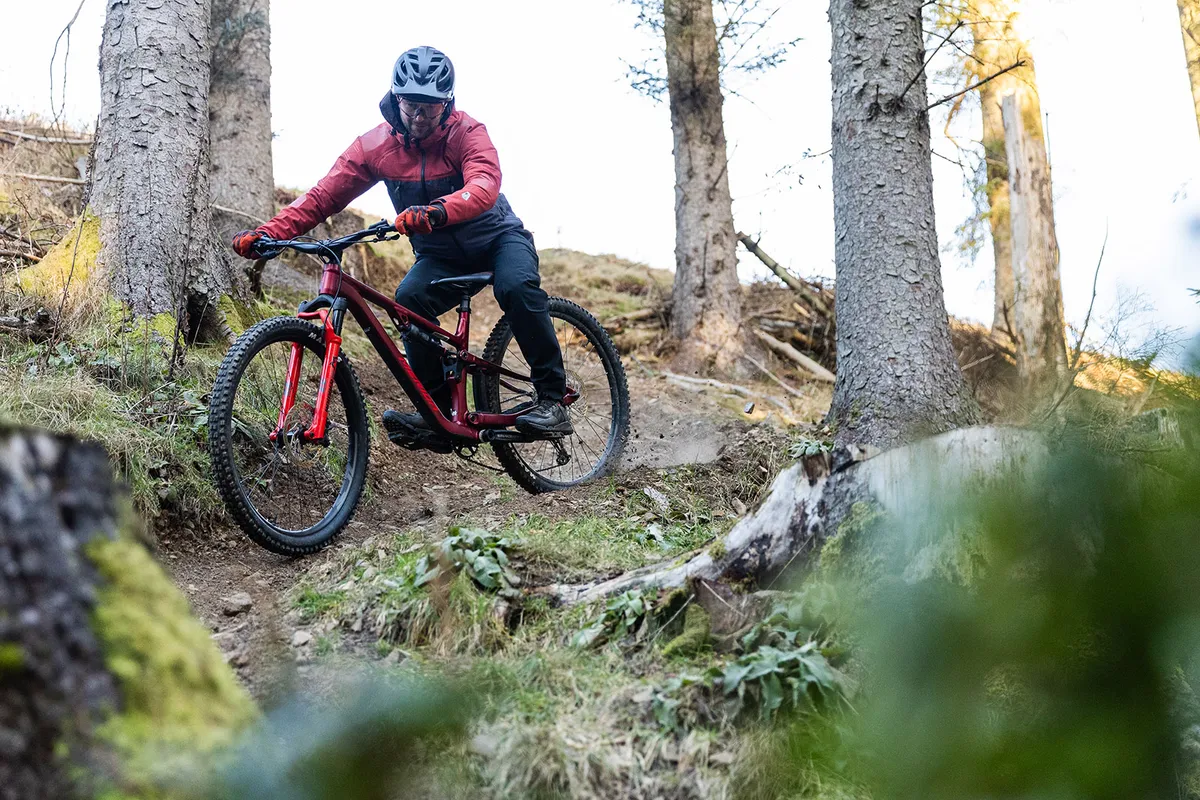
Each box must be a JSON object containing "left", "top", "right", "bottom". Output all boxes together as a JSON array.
[{"left": 259, "top": 93, "right": 526, "bottom": 261}]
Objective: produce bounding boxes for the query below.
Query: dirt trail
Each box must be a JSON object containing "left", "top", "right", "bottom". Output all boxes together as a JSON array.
[{"left": 161, "top": 352, "right": 778, "bottom": 699}]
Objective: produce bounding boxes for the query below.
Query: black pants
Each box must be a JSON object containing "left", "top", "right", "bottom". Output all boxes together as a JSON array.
[{"left": 394, "top": 230, "right": 566, "bottom": 412}]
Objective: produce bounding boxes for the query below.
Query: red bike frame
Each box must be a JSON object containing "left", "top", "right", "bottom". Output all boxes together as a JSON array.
[{"left": 270, "top": 247, "right": 577, "bottom": 446}]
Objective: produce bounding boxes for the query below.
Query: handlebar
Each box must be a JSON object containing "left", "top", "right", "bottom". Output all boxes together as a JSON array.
[{"left": 254, "top": 219, "right": 400, "bottom": 261}]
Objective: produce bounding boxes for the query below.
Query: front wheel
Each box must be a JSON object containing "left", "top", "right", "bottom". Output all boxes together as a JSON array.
[
  {"left": 208, "top": 316, "right": 370, "bottom": 555},
  {"left": 475, "top": 297, "right": 630, "bottom": 493}
]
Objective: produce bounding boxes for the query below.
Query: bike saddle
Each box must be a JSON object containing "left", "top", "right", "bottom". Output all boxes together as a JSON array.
[{"left": 429, "top": 272, "right": 493, "bottom": 291}]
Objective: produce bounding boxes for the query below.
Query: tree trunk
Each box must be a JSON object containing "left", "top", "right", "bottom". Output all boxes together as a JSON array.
[
  {"left": 91, "top": 0, "right": 245, "bottom": 335},
  {"left": 971, "top": 0, "right": 1017, "bottom": 337},
  {"left": 0, "top": 432, "right": 123, "bottom": 797},
  {"left": 545, "top": 426, "right": 1046, "bottom": 605},
  {"left": 1180, "top": 0, "right": 1200, "bottom": 139},
  {"left": 827, "top": 0, "right": 979, "bottom": 450},
  {"left": 664, "top": 0, "right": 743, "bottom": 375},
  {"left": 210, "top": 0, "right": 274, "bottom": 294},
  {"left": 0, "top": 429, "right": 255, "bottom": 796},
  {"left": 969, "top": 0, "right": 1059, "bottom": 351},
  {"left": 1002, "top": 92, "right": 1067, "bottom": 392}
]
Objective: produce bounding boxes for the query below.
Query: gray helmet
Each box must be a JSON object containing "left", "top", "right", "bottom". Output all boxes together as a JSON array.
[{"left": 391, "top": 46, "right": 455, "bottom": 103}]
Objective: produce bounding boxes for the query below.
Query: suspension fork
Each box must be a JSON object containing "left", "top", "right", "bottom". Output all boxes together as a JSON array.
[{"left": 270, "top": 303, "right": 346, "bottom": 444}]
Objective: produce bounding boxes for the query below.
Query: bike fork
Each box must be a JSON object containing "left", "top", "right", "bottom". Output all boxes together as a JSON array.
[{"left": 270, "top": 305, "right": 345, "bottom": 445}]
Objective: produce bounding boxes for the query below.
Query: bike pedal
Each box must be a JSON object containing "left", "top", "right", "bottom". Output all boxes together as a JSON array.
[{"left": 383, "top": 418, "right": 454, "bottom": 455}]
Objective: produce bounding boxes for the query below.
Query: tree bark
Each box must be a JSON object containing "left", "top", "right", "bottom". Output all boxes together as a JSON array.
[
  {"left": 1002, "top": 92, "right": 1067, "bottom": 391},
  {"left": 0, "top": 428, "right": 255, "bottom": 797},
  {"left": 968, "top": 0, "right": 1057, "bottom": 346},
  {"left": 91, "top": 0, "right": 245, "bottom": 333},
  {"left": 664, "top": 0, "right": 743, "bottom": 375},
  {"left": 827, "top": 0, "right": 979, "bottom": 450},
  {"left": 210, "top": 0, "right": 274, "bottom": 293},
  {"left": 1180, "top": 0, "right": 1200, "bottom": 139},
  {"left": 0, "top": 431, "right": 123, "bottom": 797}
]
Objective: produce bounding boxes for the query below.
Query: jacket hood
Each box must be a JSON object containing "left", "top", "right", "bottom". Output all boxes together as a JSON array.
[{"left": 379, "top": 91, "right": 456, "bottom": 148}]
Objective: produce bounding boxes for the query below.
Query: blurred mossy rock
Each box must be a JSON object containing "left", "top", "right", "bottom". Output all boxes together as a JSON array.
[{"left": 0, "top": 427, "right": 256, "bottom": 798}]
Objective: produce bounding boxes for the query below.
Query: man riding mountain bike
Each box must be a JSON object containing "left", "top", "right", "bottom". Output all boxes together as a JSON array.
[{"left": 231, "top": 45, "right": 571, "bottom": 447}]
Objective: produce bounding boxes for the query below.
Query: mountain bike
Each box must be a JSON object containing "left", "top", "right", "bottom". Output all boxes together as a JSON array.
[{"left": 208, "top": 220, "right": 630, "bottom": 555}]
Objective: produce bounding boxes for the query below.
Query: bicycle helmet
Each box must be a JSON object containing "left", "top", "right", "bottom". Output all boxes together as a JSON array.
[{"left": 391, "top": 46, "right": 455, "bottom": 103}]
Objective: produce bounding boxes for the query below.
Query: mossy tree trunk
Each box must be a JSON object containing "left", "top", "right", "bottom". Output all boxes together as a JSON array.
[
  {"left": 210, "top": 0, "right": 275, "bottom": 295},
  {"left": 826, "top": 0, "right": 979, "bottom": 450},
  {"left": 0, "top": 428, "right": 255, "bottom": 797},
  {"left": 0, "top": 431, "right": 122, "bottom": 797},
  {"left": 664, "top": 0, "right": 744, "bottom": 376},
  {"left": 1180, "top": 0, "right": 1200, "bottom": 139},
  {"left": 91, "top": 0, "right": 247, "bottom": 339}
]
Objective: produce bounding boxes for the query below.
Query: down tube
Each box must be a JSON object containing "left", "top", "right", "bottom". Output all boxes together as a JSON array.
[{"left": 344, "top": 298, "right": 480, "bottom": 441}]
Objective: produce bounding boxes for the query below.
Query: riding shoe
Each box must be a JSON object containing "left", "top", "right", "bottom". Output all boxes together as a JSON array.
[
  {"left": 515, "top": 400, "right": 574, "bottom": 437},
  {"left": 381, "top": 409, "right": 453, "bottom": 454}
]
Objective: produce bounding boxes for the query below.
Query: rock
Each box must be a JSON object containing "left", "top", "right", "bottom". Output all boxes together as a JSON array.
[
  {"left": 291, "top": 630, "right": 312, "bottom": 647},
  {"left": 643, "top": 487, "right": 671, "bottom": 515},
  {"left": 381, "top": 648, "right": 401, "bottom": 665},
  {"left": 221, "top": 591, "right": 253, "bottom": 616}
]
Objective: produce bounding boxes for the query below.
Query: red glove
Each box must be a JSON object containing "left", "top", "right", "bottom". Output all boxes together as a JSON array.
[
  {"left": 394, "top": 204, "right": 447, "bottom": 236},
  {"left": 232, "top": 229, "right": 265, "bottom": 259}
]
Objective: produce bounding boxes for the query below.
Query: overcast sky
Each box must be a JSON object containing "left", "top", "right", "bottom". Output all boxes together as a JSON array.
[{"left": 3, "top": 0, "right": 1197, "bottom": 360}]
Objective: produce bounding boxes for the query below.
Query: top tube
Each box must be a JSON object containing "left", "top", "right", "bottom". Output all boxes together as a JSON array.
[{"left": 256, "top": 220, "right": 399, "bottom": 260}]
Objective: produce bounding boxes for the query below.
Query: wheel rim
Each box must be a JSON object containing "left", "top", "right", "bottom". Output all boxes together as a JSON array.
[
  {"left": 226, "top": 336, "right": 359, "bottom": 535},
  {"left": 493, "top": 312, "right": 618, "bottom": 487}
]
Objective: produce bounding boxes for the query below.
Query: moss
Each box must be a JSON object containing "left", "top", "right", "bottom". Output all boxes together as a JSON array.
[
  {"left": 18, "top": 213, "right": 101, "bottom": 301},
  {"left": 818, "top": 502, "right": 884, "bottom": 580},
  {"left": 86, "top": 520, "right": 257, "bottom": 789},
  {"left": 0, "top": 642, "right": 25, "bottom": 673},
  {"left": 709, "top": 539, "right": 728, "bottom": 561},
  {"left": 216, "top": 294, "right": 258, "bottom": 336},
  {"left": 662, "top": 604, "right": 711, "bottom": 657}
]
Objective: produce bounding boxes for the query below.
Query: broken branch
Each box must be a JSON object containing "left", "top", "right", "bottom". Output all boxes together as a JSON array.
[
  {"left": 744, "top": 355, "right": 808, "bottom": 399},
  {"left": 752, "top": 329, "right": 836, "bottom": 383},
  {"left": 0, "top": 171, "right": 86, "bottom": 186},
  {"left": 926, "top": 60, "right": 1026, "bottom": 111},
  {"left": 0, "top": 128, "right": 92, "bottom": 146},
  {"left": 736, "top": 231, "right": 831, "bottom": 316},
  {"left": 0, "top": 249, "right": 41, "bottom": 263}
]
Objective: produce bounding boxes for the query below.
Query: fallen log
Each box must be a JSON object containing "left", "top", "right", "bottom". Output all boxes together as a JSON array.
[
  {"left": 753, "top": 329, "right": 836, "bottom": 383},
  {"left": 543, "top": 426, "right": 1046, "bottom": 606}
]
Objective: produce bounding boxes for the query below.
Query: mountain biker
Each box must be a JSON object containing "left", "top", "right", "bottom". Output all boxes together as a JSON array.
[{"left": 230, "top": 45, "right": 571, "bottom": 443}]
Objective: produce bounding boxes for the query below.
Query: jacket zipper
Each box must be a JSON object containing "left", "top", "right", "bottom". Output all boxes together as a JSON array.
[{"left": 420, "top": 142, "right": 471, "bottom": 261}]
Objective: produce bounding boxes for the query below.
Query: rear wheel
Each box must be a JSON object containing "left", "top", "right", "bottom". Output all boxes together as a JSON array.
[
  {"left": 209, "top": 316, "right": 369, "bottom": 555},
  {"left": 475, "top": 297, "right": 630, "bottom": 493}
]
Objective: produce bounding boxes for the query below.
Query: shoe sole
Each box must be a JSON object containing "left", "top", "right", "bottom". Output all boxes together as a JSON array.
[
  {"left": 514, "top": 420, "right": 575, "bottom": 438},
  {"left": 382, "top": 417, "right": 454, "bottom": 454}
]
